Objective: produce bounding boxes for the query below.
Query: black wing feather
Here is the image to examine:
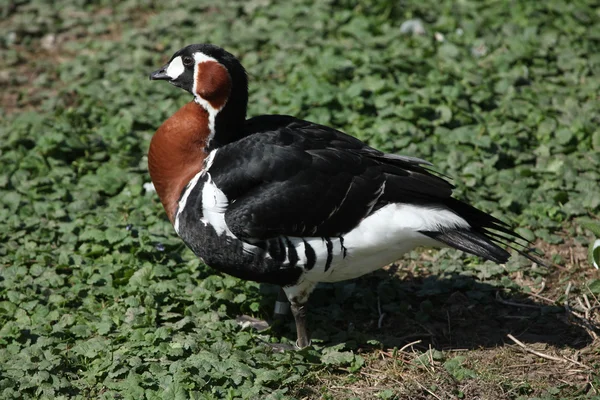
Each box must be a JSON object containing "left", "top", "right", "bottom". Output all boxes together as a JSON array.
[
  {"left": 211, "top": 132, "right": 387, "bottom": 239},
  {"left": 209, "top": 116, "right": 452, "bottom": 240},
  {"left": 209, "top": 115, "right": 542, "bottom": 264}
]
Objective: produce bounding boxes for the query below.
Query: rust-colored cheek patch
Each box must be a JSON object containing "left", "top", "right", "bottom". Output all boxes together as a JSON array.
[{"left": 195, "top": 61, "right": 232, "bottom": 110}]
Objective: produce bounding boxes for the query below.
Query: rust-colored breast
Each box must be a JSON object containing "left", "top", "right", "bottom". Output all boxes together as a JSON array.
[
  {"left": 195, "top": 61, "right": 232, "bottom": 110},
  {"left": 148, "top": 101, "right": 210, "bottom": 223}
]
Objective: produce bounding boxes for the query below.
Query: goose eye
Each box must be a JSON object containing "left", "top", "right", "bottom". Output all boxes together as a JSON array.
[{"left": 183, "top": 56, "right": 194, "bottom": 67}]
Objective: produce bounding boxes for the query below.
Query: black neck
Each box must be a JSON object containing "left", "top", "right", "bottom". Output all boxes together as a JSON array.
[
  {"left": 210, "top": 106, "right": 246, "bottom": 149},
  {"left": 209, "top": 84, "right": 248, "bottom": 149}
]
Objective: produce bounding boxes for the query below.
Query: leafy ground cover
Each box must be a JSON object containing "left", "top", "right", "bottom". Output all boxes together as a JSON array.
[{"left": 1, "top": 0, "right": 600, "bottom": 398}]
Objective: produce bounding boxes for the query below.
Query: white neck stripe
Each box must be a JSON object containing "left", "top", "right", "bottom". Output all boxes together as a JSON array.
[{"left": 191, "top": 52, "right": 227, "bottom": 147}]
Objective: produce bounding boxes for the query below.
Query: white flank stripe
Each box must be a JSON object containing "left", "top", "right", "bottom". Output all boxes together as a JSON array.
[
  {"left": 166, "top": 56, "right": 184, "bottom": 79},
  {"left": 199, "top": 175, "right": 258, "bottom": 253},
  {"left": 286, "top": 237, "right": 308, "bottom": 266},
  {"left": 174, "top": 171, "right": 203, "bottom": 234},
  {"left": 174, "top": 163, "right": 257, "bottom": 253},
  {"left": 200, "top": 175, "right": 230, "bottom": 235}
]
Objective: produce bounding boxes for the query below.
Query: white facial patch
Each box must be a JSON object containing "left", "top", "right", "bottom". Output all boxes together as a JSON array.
[{"left": 166, "top": 56, "right": 185, "bottom": 79}]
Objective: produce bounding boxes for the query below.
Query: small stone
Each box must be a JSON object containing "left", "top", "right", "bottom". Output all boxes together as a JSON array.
[
  {"left": 0, "top": 70, "right": 10, "bottom": 83},
  {"left": 6, "top": 32, "right": 17, "bottom": 46},
  {"left": 41, "top": 34, "right": 56, "bottom": 50},
  {"left": 400, "top": 19, "right": 426, "bottom": 36}
]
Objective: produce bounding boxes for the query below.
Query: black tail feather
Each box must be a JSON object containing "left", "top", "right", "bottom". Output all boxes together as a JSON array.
[
  {"left": 421, "top": 229, "right": 510, "bottom": 264},
  {"left": 421, "top": 228, "right": 548, "bottom": 267},
  {"left": 419, "top": 198, "right": 548, "bottom": 267}
]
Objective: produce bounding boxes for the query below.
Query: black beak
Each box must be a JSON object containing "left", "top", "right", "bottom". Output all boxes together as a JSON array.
[{"left": 149, "top": 65, "right": 171, "bottom": 81}]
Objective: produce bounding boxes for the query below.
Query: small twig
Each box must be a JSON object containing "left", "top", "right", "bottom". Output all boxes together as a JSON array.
[
  {"left": 427, "top": 343, "right": 435, "bottom": 372},
  {"left": 524, "top": 280, "right": 552, "bottom": 304},
  {"left": 570, "top": 246, "right": 575, "bottom": 267},
  {"left": 506, "top": 363, "right": 542, "bottom": 369},
  {"left": 563, "top": 357, "right": 592, "bottom": 369},
  {"left": 360, "top": 370, "right": 386, "bottom": 379},
  {"left": 565, "top": 369, "right": 592, "bottom": 375},
  {"left": 587, "top": 305, "right": 600, "bottom": 314},
  {"left": 576, "top": 297, "right": 588, "bottom": 314},
  {"left": 377, "top": 296, "right": 385, "bottom": 329},
  {"left": 526, "top": 291, "right": 556, "bottom": 304},
  {"left": 399, "top": 339, "right": 422, "bottom": 353},
  {"left": 565, "top": 282, "right": 573, "bottom": 314},
  {"left": 534, "top": 279, "right": 546, "bottom": 295},
  {"left": 496, "top": 292, "right": 543, "bottom": 309},
  {"left": 583, "top": 294, "right": 592, "bottom": 310},
  {"left": 559, "top": 378, "right": 574, "bottom": 386},
  {"left": 413, "top": 345, "right": 435, "bottom": 373},
  {"left": 330, "top": 385, "right": 381, "bottom": 392},
  {"left": 507, "top": 334, "right": 565, "bottom": 362},
  {"left": 590, "top": 378, "right": 598, "bottom": 395},
  {"left": 507, "top": 334, "right": 592, "bottom": 370},
  {"left": 411, "top": 378, "right": 442, "bottom": 400},
  {"left": 563, "top": 283, "right": 599, "bottom": 340},
  {"left": 377, "top": 313, "right": 385, "bottom": 328},
  {"left": 586, "top": 286, "right": 600, "bottom": 305}
]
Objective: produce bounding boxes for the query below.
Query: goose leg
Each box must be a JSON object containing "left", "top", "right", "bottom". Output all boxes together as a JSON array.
[
  {"left": 291, "top": 301, "right": 310, "bottom": 348},
  {"left": 283, "top": 281, "right": 316, "bottom": 348}
]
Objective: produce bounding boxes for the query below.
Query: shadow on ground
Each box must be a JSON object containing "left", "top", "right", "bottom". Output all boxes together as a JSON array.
[{"left": 259, "top": 268, "right": 596, "bottom": 351}]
